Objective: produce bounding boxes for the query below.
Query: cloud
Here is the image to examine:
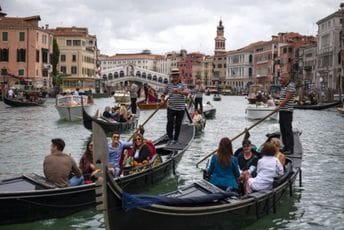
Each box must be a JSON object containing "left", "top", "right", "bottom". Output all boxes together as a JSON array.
[{"left": 2, "top": 0, "right": 341, "bottom": 55}]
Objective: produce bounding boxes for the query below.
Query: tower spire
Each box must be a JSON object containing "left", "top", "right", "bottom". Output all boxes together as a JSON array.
[{"left": 214, "top": 20, "right": 226, "bottom": 55}]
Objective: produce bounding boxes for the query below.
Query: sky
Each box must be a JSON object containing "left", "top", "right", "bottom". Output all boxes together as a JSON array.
[{"left": 1, "top": 0, "right": 342, "bottom": 56}]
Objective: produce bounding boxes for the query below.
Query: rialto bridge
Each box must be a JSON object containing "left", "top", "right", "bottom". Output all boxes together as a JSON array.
[{"left": 101, "top": 65, "right": 169, "bottom": 91}]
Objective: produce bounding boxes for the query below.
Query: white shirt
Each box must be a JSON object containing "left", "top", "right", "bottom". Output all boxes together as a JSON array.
[
  {"left": 8, "top": 89, "right": 14, "bottom": 97},
  {"left": 249, "top": 156, "right": 284, "bottom": 191}
]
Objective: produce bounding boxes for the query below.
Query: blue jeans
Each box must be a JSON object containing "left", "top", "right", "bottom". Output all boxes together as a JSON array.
[{"left": 69, "top": 175, "right": 84, "bottom": 186}]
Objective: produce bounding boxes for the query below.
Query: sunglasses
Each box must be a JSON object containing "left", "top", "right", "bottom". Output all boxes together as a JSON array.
[
  {"left": 112, "top": 135, "right": 120, "bottom": 139},
  {"left": 134, "top": 138, "right": 142, "bottom": 141},
  {"left": 243, "top": 145, "right": 250, "bottom": 148}
]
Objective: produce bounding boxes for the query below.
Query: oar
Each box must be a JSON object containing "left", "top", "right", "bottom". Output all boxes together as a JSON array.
[
  {"left": 195, "top": 107, "right": 279, "bottom": 167},
  {"left": 127, "top": 97, "right": 169, "bottom": 141}
]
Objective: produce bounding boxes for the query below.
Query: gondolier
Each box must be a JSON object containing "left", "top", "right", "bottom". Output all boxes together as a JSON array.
[
  {"left": 275, "top": 73, "right": 295, "bottom": 155},
  {"left": 161, "top": 68, "right": 189, "bottom": 147}
]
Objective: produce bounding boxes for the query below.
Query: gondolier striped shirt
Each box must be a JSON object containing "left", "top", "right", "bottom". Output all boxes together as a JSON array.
[
  {"left": 280, "top": 82, "right": 296, "bottom": 112},
  {"left": 164, "top": 82, "right": 187, "bottom": 111}
]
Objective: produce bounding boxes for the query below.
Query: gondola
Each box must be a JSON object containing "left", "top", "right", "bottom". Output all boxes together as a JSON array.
[
  {"left": 202, "top": 103, "right": 216, "bottom": 119},
  {"left": 337, "top": 106, "right": 344, "bottom": 115},
  {"left": 3, "top": 96, "right": 46, "bottom": 107},
  {"left": 213, "top": 94, "right": 221, "bottom": 101},
  {"left": 294, "top": 101, "right": 340, "bottom": 110},
  {"left": 82, "top": 106, "right": 139, "bottom": 134},
  {"left": 0, "top": 108, "right": 195, "bottom": 225},
  {"left": 98, "top": 129, "right": 303, "bottom": 230}
]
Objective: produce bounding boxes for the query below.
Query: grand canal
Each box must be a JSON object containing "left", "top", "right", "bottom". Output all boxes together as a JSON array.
[{"left": 0, "top": 95, "right": 343, "bottom": 230}]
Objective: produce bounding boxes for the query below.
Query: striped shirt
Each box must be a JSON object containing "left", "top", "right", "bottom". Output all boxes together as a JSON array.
[
  {"left": 194, "top": 84, "right": 205, "bottom": 98},
  {"left": 280, "top": 82, "right": 296, "bottom": 112},
  {"left": 164, "top": 82, "right": 187, "bottom": 111}
]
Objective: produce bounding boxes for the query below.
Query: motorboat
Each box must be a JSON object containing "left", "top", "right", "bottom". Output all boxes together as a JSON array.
[
  {"left": 245, "top": 104, "right": 278, "bottom": 120},
  {"left": 55, "top": 94, "right": 93, "bottom": 121}
]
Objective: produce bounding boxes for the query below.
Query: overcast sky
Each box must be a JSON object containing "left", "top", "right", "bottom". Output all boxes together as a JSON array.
[{"left": 2, "top": 0, "right": 341, "bottom": 55}]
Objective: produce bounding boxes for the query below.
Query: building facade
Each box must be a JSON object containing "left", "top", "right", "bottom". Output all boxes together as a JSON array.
[
  {"left": 178, "top": 52, "right": 205, "bottom": 85},
  {"left": 317, "top": 9, "right": 343, "bottom": 94},
  {"left": 49, "top": 27, "right": 98, "bottom": 79},
  {"left": 226, "top": 43, "right": 256, "bottom": 94},
  {"left": 0, "top": 10, "right": 53, "bottom": 89}
]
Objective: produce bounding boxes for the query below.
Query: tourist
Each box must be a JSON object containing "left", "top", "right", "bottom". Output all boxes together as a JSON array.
[
  {"left": 43, "top": 138, "right": 84, "bottom": 187},
  {"left": 73, "top": 88, "right": 80, "bottom": 96},
  {"left": 132, "top": 132, "right": 150, "bottom": 164},
  {"left": 161, "top": 68, "right": 189, "bottom": 146},
  {"left": 79, "top": 140, "right": 100, "bottom": 183},
  {"left": 192, "top": 109, "right": 203, "bottom": 124},
  {"left": 7, "top": 87, "right": 14, "bottom": 98},
  {"left": 244, "top": 142, "right": 284, "bottom": 194},
  {"left": 270, "top": 137, "right": 286, "bottom": 166},
  {"left": 194, "top": 78, "right": 205, "bottom": 112},
  {"left": 236, "top": 139, "right": 260, "bottom": 189},
  {"left": 275, "top": 73, "right": 296, "bottom": 155},
  {"left": 108, "top": 131, "right": 132, "bottom": 177},
  {"left": 103, "top": 106, "right": 113, "bottom": 119},
  {"left": 207, "top": 137, "right": 240, "bottom": 191},
  {"left": 129, "top": 82, "right": 138, "bottom": 114}
]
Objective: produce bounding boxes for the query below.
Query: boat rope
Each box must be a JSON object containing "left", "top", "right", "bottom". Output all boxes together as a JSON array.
[{"left": 17, "top": 198, "right": 95, "bottom": 208}]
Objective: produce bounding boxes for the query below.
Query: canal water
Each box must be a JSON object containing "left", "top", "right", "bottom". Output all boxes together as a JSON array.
[{"left": 0, "top": 95, "right": 343, "bottom": 230}]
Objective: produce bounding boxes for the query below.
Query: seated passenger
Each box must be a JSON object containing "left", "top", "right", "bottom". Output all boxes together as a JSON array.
[
  {"left": 237, "top": 139, "right": 260, "bottom": 178},
  {"left": 79, "top": 140, "right": 100, "bottom": 183},
  {"left": 244, "top": 142, "right": 284, "bottom": 194},
  {"left": 192, "top": 109, "right": 203, "bottom": 124},
  {"left": 266, "top": 96, "right": 275, "bottom": 107},
  {"left": 118, "top": 104, "right": 129, "bottom": 122},
  {"left": 207, "top": 137, "right": 240, "bottom": 191},
  {"left": 269, "top": 137, "right": 286, "bottom": 166},
  {"left": 132, "top": 133, "right": 150, "bottom": 165},
  {"left": 44, "top": 138, "right": 84, "bottom": 187},
  {"left": 108, "top": 131, "right": 132, "bottom": 177},
  {"left": 103, "top": 106, "right": 113, "bottom": 119},
  {"left": 147, "top": 87, "right": 157, "bottom": 103}
]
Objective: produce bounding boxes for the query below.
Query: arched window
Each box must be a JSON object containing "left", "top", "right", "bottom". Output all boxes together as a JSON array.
[
  {"left": 108, "top": 73, "right": 113, "bottom": 80},
  {"left": 158, "top": 77, "right": 162, "bottom": 83},
  {"left": 120, "top": 70, "right": 124, "bottom": 77},
  {"left": 103, "top": 74, "right": 108, "bottom": 80},
  {"left": 142, "top": 72, "right": 146, "bottom": 79},
  {"left": 136, "top": 71, "right": 141, "bottom": 77},
  {"left": 152, "top": 75, "right": 157, "bottom": 81},
  {"left": 114, "top": 72, "right": 119, "bottom": 78}
]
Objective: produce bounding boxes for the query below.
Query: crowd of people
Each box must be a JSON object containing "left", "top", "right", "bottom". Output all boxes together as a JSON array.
[
  {"left": 42, "top": 69, "right": 295, "bottom": 199},
  {"left": 102, "top": 104, "right": 134, "bottom": 122},
  {"left": 43, "top": 128, "right": 157, "bottom": 187}
]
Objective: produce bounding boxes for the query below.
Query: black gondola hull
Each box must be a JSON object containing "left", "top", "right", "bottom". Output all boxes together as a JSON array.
[
  {"left": 3, "top": 96, "right": 46, "bottom": 107},
  {"left": 82, "top": 106, "right": 138, "bottom": 134},
  {"left": 102, "top": 130, "right": 303, "bottom": 230}
]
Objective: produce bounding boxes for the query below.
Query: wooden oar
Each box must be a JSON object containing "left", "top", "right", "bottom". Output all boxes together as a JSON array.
[
  {"left": 195, "top": 107, "right": 279, "bottom": 167},
  {"left": 127, "top": 97, "right": 169, "bottom": 141}
]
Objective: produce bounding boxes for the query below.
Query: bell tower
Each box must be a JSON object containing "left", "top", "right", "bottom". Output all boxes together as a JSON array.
[{"left": 214, "top": 20, "right": 226, "bottom": 55}]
